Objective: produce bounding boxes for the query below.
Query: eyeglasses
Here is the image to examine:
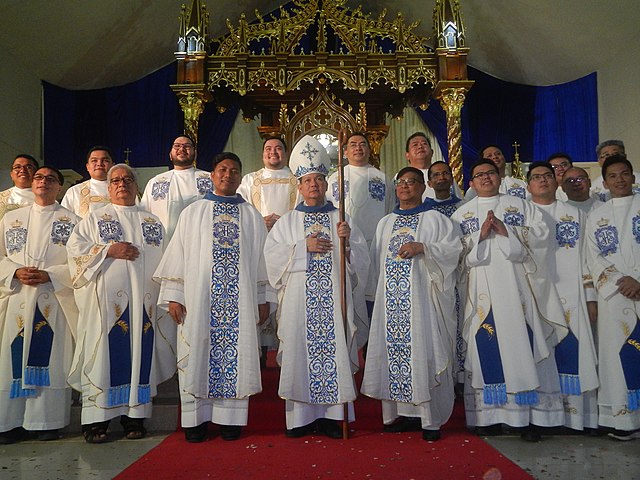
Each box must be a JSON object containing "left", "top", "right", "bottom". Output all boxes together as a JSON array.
[
  {"left": 394, "top": 178, "right": 422, "bottom": 186},
  {"left": 550, "top": 162, "right": 570, "bottom": 169},
  {"left": 109, "top": 176, "right": 135, "bottom": 185},
  {"left": 563, "top": 177, "right": 588, "bottom": 185},
  {"left": 172, "top": 143, "right": 193, "bottom": 151},
  {"left": 32, "top": 174, "right": 60, "bottom": 184},
  {"left": 12, "top": 164, "right": 36, "bottom": 172},
  {"left": 529, "top": 172, "right": 555, "bottom": 182},
  {"left": 471, "top": 170, "right": 498, "bottom": 180}
]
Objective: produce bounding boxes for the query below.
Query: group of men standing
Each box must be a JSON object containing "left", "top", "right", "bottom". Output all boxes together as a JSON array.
[{"left": 0, "top": 131, "right": 638, "bottom": 446}]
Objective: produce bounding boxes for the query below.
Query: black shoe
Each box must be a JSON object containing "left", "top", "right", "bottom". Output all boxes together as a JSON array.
[
  {"left": 520, "top": 426, "right": 541, "bottom": 442},
  {"left": 285, "top": 423, "right": 314, "bottom": 438},
  {"left": 422, "top": 429, "right": 441, "bottom": 441},
  {"left": 0, "top": 427, "right": 26, "bottom": 444},
  {"left": 315, "top": 418, "right": 343, "bottom": 439},
  {"left": 383, "top": 417, "right": 422, "bottom": 433},
  {"left": 584, "top": 427, "right": 603, "bottom": 437},
  {"left": 219, "top": 425, "right": 242, "bottom": 441},
  {"left": 37, "top": 429, "right": 61, "bottom": 441},
  {"left": 474, "top": 424, "right": 502, "bottom": 436},
  {"left": 184, "top": 423, "right": 208, "bottom": 443}
]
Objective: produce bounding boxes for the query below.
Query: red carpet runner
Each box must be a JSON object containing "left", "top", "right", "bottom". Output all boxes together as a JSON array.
[{"left": 117, "top": 359, "right": 532, "bottom": 479}]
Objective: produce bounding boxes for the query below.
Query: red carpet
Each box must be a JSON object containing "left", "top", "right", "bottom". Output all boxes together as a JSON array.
[{"left": 117, "top": 358, "right": 532, "bottom": 480}]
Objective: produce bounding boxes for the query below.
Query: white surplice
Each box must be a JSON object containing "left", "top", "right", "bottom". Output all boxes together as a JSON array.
[
  {"left": 451, "top": 195, "right": 568, "bottom": 428},
  {"left": 362, "top": 207, "right": 462, "bottom": 429},
  {"left": 264, "top": 203, "right": 369, "bottom": 428},
  {"left": 0, "top": 203, "right": 78, "bottom": 431},
  {"left": 535, "top": 200, "right": 599, "bottom": 430},
  {"left": 61, "top": 179, "right": 110, "bottom": 218},
  {"left": 67, "top": 204, "right": 175, "bottom": 424},
  {"left": 154, "top": 195, "right": 267, "bottom": 427},
  {"left": 585, "top": 195, "right": 640, "bottom": 431},
  {"left": 140, "top": 167, "right": 212, "bottom": 241}
]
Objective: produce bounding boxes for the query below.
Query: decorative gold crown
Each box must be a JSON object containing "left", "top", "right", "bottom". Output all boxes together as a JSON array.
[
  {"left": 596, "top": 218, "right": 609, "bottom": 227},
  {"left": 560, "top": 214, "right": 574, "bottom": 222}
]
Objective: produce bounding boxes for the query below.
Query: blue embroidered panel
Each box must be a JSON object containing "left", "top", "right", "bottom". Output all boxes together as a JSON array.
[
  {"left": 304, "top": 212, "right": 338, "bottom": 404},
  {"left": 6, "top": 226, "right": 27, "bottom": 254},
  {"left": 384, "top": 214, "right": 418, "bottom": 402},
  {"left": 594, "top": 224, "right": 619, "bottom": 256},
  {"left": 460, "top": 217, "right": 479, "bottom": 236},
  {"left": 141, "top": 218, "right": 163, "bottom": 246},
  {"left": 556, "top": 219, "right": 579, "bottom": 248},
  {"left": 51, "top": 218, "right": 75, "bottom": 246},
  {"left": 209, "top": 201, "right": 241, "bottom": 398},
  {"left": 503, "top": 209, "right": 525, "bottom": 227},
  {"left": 506, "top": 186, "right": 526, "bottom": 198},
  {"left": 331, "top": 179, "right": 350, "bottom": 202},
  {"left": 151, "top": 180, "right": 170, "bottom": 200},
  {"left": 197, "top": 176, "right": 213, "bottom": 196},
  {"left": 433, "top": 203, "right": 458, "bottom": 218},
  {"left": 98, "top": 218, "right": 123, "bottom": 243},
  {"left": 369, "top": 178, "right": 386, "bottom": 202},
  {"left": 632, "top": 214, "right": 640, "bottom": 245}
]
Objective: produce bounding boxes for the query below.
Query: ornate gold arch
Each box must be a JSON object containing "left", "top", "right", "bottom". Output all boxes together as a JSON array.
[{"left": 172, "top": 0, "right": 473, "bottom": 186}]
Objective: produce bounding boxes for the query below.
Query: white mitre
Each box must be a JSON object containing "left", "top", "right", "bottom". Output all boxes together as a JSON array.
[{"left": 289, "top": 135, "right": 331, "bottom": 178}]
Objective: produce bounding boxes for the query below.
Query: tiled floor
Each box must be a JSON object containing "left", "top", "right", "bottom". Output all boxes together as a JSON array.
[{"left": 1, "top": 430, "right": 638, "bottom": 479}]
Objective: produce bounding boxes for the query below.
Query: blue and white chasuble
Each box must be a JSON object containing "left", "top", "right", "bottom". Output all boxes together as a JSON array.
[
  {"left": 265, "top": 202, "right": 369, "bottom": 405},
  {"left": 154, "top": 194, "right": 267, "bottom": 402}
]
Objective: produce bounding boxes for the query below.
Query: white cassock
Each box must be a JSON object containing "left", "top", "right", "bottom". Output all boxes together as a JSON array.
[
  {"left": 61, "top": 179, "right": 110, "bottom": 218},
  {"left": 362, "top": 206, "right": 461, "bottom": 430},
  {"left": 590, "top": 173, "right": 640, "bottom": 202},
  {"left": 154, "top": 194, "right": 267, "bottom": 427},
  {"left": 585, "top": 195, "right": 640, "bottom": 431},
  {"left": 67, "top": 204, "right": 175, "bottom": 425},
  {"left": 566, "top": 197, "right": 604, "bottom": 215},
  {"left": 0, "top": 204, "right": 78, "bottom": 432},
  {"left": 0, "top": 187, "right": 34, "bottom": 221},
  {"left": 140, "top": 167, "right": 212, "bottom": 241},
  {"left": 264, "top": 202, "right": 369, "bottom": 429},
  {"left": 451, "top": 195, "right": 568, "bottom": 428},
  {"left": 237, "top": 166, "right": 300, "bottom": 350},
  {"left": 535, "top": 200, "right": 599, "bottom": 430},
  {"left": 465, "top": 175, "right": 528, "bottom": 201}
]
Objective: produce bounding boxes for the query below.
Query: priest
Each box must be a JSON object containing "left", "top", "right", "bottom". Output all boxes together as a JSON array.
[{"left": 265, "top": 135, "right": 369, "bottom": 439}]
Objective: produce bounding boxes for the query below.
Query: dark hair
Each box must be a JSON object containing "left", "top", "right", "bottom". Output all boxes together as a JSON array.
[
  {"left": 13, "top": 154, "right": 39, "bottom": 169},
  {"left": 478, "top": 144, "right": 503, "bottom": 162},
  {"left": 86, "top": 146, "right": 114, "bottom": 162},
  {"left": 526, "top": 161, "right": 554, "bottom": 181},
  {"left": 602, "top": 154, "right": 633, "bottom": 178},
  {"left": 344, "top": 132, "right": 370, "bottom": 149},
  {"left": 427, "top": 161, "right": 452, "bottom": 180},
  {"left": 405, "top": 132, "right": 431, "bottom": 152},
  {"left": 470, "top": 159, "right": 499, "bottom": 177},
  {"left": 34, "top": 165, "right": 64, "bottom": 185},
  {"left": 396, "top": 166, "right": 425, "bottom": 184},
  {"left": 546, "top": 152, "right": 572, "bottom": 164},
  {"left": 213, "top": 152, "right": 242, "bottom": 172},
  {"left": 263, "top": 136, "right": 287, "bottom": 152},
  {"left": 174, "top": 134, "right": 196, "bottom": 147}
]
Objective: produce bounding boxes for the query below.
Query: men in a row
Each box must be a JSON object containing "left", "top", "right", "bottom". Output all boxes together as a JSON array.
[
  {"left": 1, "top": 154, "right": 38, "bottom": 220},
  {"left": 265, "top": 136, "right": 369, "bottom": 438},
  {"left": 155, "top": 153, "right": 268, "bottom": 443},
  {"left": 237, "top": 137, "right": 299, "bottom": 367},
  {"left": 527, "top": 162, "right": 599, "bottom": 432},
  {"left": 465, "top": 145, "right": 528, "bottom": 200},
  {"left": 452, "top": 159, "right": 567, "bottom": 441},
  {"left": 585, "top": 155, "right": 640, "bottom": 440},
  {"left": 141, "top": 135, "right": 213, "bottom": 241},
  {"left": 0, "top": 166, "right": 78, "bottom": 444},
  {"left": 67, "top": 164, "right": 175, "bottom": 443},
  {"left": 362, "top": 167, "right": 461, "bottom": 441},
  {"left": 404, "top": 132, "right": 464, "bottom": 200},
  {"left": 61, "top": 146, "right": 113, "bottom": 218}
]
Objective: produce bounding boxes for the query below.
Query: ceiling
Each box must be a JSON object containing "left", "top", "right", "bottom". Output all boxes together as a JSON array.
[{"left": 0, "top": 0, "right": 638, "bottom": 90}]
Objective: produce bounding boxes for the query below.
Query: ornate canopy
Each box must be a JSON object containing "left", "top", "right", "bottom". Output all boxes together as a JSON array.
[{"left": 172, "top": 0, "right": 473, "bottom": 183}]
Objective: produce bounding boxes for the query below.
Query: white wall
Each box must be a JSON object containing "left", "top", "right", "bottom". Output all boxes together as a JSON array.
[{"left": 0, "top": 47, "right": 42, "bottom": 170}]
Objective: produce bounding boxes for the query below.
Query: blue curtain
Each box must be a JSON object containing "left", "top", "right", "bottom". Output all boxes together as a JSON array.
[
  {"left": 416, "top": 67, "right": 598, "bottom": 188},
  {"left": 43, "top": 62, "right": 238, "bottom": 174}
]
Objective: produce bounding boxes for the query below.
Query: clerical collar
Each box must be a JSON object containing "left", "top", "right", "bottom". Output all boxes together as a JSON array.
[
  {"left": 393, "top": 202, "right": 427, "bottom": 215},
  {"left": 295, "top": 201, "right": 336, "bottom": 213},
  {"left": 204, "top": 192, "right": 245, "bottom": 204}
]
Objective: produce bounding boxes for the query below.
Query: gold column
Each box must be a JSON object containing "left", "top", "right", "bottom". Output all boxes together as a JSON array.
[
  {"left": 434, "top": 81, "right": 473, "bottom": 189},
  {"left": 176, "top": 91, "right": 209, "bottom": 145}
]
